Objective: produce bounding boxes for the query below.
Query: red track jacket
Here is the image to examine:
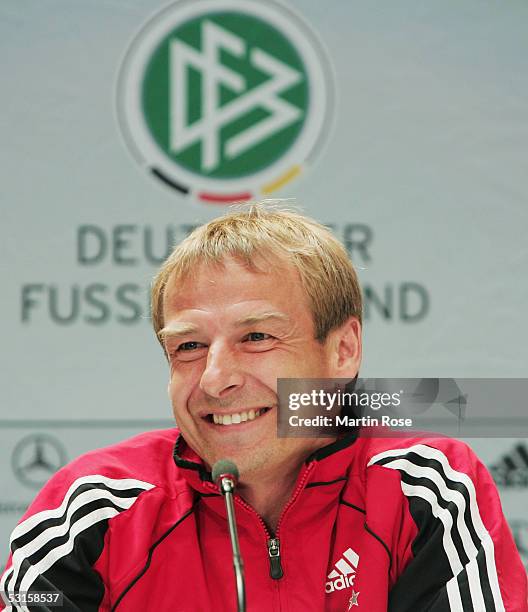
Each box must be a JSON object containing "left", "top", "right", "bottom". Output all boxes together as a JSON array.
[{"left": 1, "top": 428, "right": 527, "bottom": 611}]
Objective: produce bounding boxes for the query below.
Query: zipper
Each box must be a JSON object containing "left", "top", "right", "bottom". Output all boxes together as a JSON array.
[
  {"left": 224, "top": 491, "right": 284, "bottom": 580},
  {"left": 274, "top": 461, "right": 315, "bottom": 538},
  {"left": 204, "top": 461, "right": 316, "bottom": 581},
  {"left": 267, "top": 538, "right": 283, "bottom": 579}
]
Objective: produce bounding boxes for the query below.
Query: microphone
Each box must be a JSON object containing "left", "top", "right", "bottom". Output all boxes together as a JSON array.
[{"left": 212, "top": 460, "right": 246, "bottom": 612}]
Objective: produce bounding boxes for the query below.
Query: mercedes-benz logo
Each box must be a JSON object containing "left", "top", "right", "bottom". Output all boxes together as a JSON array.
[{"left": 12, "top": 434, "right": 67, "bottom": 489}]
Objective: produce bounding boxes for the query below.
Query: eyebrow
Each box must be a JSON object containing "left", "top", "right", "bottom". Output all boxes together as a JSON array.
[
  {"left": 158, "top": 312, "right": 290, "bottom": 342},
  {"left": 158, "top": 322, "right": 200, "bottom": 342}
]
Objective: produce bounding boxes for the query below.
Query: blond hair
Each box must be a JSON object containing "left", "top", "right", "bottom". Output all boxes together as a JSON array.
[{"left": 151, "top": 204, "right": 362, "bottom": 346}]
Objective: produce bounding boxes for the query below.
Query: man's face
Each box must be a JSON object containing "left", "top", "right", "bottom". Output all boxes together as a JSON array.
[{"left": 162, "top": 256, "right": 346, "bottom": 479}]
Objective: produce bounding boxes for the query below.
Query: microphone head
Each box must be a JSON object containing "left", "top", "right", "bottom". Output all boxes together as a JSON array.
[{"left": 212, "top": 459, "right": 239, "bottom": 485}]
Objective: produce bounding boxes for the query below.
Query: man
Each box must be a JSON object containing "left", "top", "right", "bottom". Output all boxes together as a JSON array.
[{"left": 1, "top": 205, "right": 526, "bottom": 611}]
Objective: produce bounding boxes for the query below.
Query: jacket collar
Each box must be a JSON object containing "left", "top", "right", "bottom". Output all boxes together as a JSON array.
[{"left": 172, "top": 429, "right": 360, "bottom": 494}]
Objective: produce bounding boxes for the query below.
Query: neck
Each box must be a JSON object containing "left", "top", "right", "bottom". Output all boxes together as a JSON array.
[{"left": 234, "top": 437, "right": 339, "bottom": 532}]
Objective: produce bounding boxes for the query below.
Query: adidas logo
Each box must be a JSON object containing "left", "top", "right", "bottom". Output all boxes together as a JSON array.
[
  {"left": 325, "top": 547, "right": 360, "bottom": 594},
  {"left": 489, "top": 443, "right": 528, "bottom": 488}
]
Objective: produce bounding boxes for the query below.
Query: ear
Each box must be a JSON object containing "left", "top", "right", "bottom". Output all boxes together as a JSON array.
[{"left": 326, "top": 317, "right": 362, "bottom": 377}]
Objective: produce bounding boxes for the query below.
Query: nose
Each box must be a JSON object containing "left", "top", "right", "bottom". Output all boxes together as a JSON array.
[{"left": 199, "top": 340, "right": 245, "bottom": 399}]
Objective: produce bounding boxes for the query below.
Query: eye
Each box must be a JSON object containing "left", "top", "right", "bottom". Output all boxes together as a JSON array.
[
  {"left": 168, "top": 340, "right": 207, "bottom": 363},
  {"left": 177, "top": 341, "right": 206, "bottom": 351},
  {"left": 244, "top": 332, "right": 273, "bottom": 342}
]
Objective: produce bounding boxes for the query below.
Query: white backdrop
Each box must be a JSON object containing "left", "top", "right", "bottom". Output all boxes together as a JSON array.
[{"left": 1, "top": 0, "right": 527, "bottom": 566}]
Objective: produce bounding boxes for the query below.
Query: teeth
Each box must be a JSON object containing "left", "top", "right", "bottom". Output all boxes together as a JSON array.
[{"left": 212, "top": 408, "right": 269, "bottom": 426}]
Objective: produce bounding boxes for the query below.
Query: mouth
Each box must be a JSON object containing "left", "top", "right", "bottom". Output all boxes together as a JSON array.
[{"left": 204, "top": 407, "right": 273, "bottom": 426}]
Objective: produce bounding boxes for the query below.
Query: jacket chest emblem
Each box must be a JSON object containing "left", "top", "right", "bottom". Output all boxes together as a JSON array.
[
  {"left": 347, "top": 590, "right": 360, "bottom": 608},
  {"left": 325, "top": 547, "right": 360, "bottom": 594}
]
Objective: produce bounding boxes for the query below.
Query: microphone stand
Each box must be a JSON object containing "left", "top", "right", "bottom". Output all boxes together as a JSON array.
[{"left": 218, "top": 474, "right": 246, "bottom": 612}]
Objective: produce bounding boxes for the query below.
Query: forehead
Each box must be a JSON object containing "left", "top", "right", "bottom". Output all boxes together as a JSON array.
[{"left": 162, "top": 255, "right": 311, "bottom": 322}]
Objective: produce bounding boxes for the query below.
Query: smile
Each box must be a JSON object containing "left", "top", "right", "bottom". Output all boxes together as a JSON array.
[{"left": 209, "top": 407, "right": 272, "bottom": 426}]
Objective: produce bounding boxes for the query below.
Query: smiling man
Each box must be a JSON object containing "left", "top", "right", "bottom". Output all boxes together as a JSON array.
[
  {"left": 157, "top": 246, "right": 360, "bottom": 529},
  {"left": 1, "top": 205, "right": 526, "bottom": 611}
]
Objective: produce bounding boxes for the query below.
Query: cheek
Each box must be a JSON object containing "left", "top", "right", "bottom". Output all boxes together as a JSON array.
[
  {"left": 168, "top": 372, "right": 190, "bottom": 409},
  {"left": 168, "top": 364, "right": 204, "bottom": 406},
  {"left": 263, "top": 347, "right": 326, "bottom": 379},
  {"left": 249, "top": 358, "right": 284, "bottom": 391}
]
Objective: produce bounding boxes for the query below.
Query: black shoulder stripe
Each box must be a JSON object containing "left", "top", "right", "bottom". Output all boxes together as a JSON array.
[
  {"left": 369, "top": 444, "right": 504, "bottom": 611},
  {"left": 374, "top": 451, "right": 473, "bottom": 504},
  {"left": 1, "top": 475, "right": 154, "bottom": 603},
  {"left": 14, "top": 483, "right": 146, "bottom": 550},
  {"left": 397, "top": 470, "right": 475, "bottom": 566},
  {"left": 18, "top": 498, "right": 128, "bottom": 582},
  {"left": 381, "top": 452, "right": 481, "bottom": 551}
]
